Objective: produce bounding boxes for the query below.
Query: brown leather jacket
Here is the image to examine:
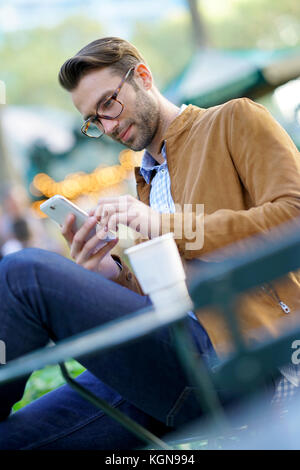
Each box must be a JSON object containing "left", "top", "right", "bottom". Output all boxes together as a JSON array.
[{"left": 114, "top": 98, "right": 300, "bottom": 357}]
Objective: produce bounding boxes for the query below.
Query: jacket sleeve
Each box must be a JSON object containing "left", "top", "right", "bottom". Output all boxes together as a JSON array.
[
  {"left": 111, "top": 254, "right": 145, "bottom": 295},
  {"left": 160, "top": 98, "right": 300, "bottom": 260}
]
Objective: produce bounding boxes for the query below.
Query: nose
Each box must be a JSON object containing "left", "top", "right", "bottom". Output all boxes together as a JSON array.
[{"left": 101, "top": 119, "right": 119, "bottom": 136}]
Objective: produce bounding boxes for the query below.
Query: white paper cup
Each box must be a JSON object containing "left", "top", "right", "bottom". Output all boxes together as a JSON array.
[
  {"left": 125, "top": 233, "right": 192, "bottom": 312},
  {"left": 149, "top": 280, "right": 191, "bottom": 310}
]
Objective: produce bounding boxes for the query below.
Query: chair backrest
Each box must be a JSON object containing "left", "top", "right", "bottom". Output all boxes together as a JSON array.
[{"left": 187, "top": 219, "right": 300, "bottom": 398}]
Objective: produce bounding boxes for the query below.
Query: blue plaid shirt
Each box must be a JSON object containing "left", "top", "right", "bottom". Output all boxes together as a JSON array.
[
  {"left": 139, "top": 105, "right": 197, "bottom": 320},
  {"left": 140, "top": 143, "right": 175, "bottom": 214},
  {"left": 140, "top": 104, "right": 187, "bottom": 214}
]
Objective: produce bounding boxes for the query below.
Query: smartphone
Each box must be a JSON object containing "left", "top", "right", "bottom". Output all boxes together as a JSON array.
[{"left": 40, "top": 195, "right": 116, "bottom": 243}]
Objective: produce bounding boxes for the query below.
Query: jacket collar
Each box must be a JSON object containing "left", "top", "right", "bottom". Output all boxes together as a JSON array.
[
  {"left": 134, "top": 104, "right": 204, "bottom": 203},
  {"left": 159, "top": 104, "right": 198, "bottom": 145}
]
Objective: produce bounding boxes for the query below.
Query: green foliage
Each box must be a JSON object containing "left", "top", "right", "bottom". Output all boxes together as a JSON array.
[
  {"left": 0, "top": 15, "right": 104, "bottom": 110},
  {"left": 132, "top": 13, "right": 194, "bottom": 89},
  {"left": 12, "top": 360, "right": 85, "bottom": 412},
  {"left": 1, "top": 1, "right": 300, "bottom": 108},
  {"left": 202, "top": 0, "right": 300, "bottom": 49},
  {"left": 132, "top": 0, "right": 300, "bottom": 89}
]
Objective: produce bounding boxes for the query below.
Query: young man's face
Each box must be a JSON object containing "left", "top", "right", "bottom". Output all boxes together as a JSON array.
[{"left": 71, "top": 66, "right": 159, "bottom": 151}]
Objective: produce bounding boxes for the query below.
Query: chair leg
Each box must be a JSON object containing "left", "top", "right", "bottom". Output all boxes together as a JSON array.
[{"left": 59, "top": 362, "right": 172, "bottom": 450}]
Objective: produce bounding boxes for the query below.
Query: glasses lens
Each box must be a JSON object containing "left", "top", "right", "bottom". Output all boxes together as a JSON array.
[
  {"left": 98, "top": 99, "right": 122, "bottom": 118},
  {"left": 83, "top": 120, "right": 104, "bottom": 138}
]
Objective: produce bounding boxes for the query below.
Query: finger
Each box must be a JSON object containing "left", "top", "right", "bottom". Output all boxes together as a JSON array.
[
  {"left": 76, "top": 231, "right": 104, "bottom": 263},
  {"left": 61, "top": 213, "right": 76, "bottom": 245},
  {"left": 94, "top": 203, "right": 129, "bottom": 228},
  {"left": 70, "top": 217, "right": 97, "bottom": 259},
  {"left": 83, "top": 238, "right": 119, "bottom": 271},
  {"left": 96, "top": 224, "right": 112, "bottom": 240},
  {"left": 92, "top": 237, "right": 118, "bottom": 259},
  {"left": 107, "top": 209, "right": 152, "bottom": 238},
  {"left": 94, "top": 204, "right": 115, "bottom": 227},
  {"left": 95, "top": 198, "right": 133, "bottom": 217},
  {"left": 95, "top": 224, "right": 115, "bottom": 243},
  {"left": 78, "top": 230, "right": 118, "bottom": 264},
  {"left": 94, "top": 203, "right": 114, "bottom": 218},
  {"left": 107, "top": 212, "right": 132, "bottom": 231},
  {"left": 78, "top": 225, "right": 109, "bottom": 261}
]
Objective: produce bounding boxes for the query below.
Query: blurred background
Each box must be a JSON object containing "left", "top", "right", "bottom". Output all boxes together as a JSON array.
[
  {"left": 1, "top": 0, "right": 300, "bottom": 259},
  {"left": 0, "top": 0, "right": 300, "bottom": 428}
]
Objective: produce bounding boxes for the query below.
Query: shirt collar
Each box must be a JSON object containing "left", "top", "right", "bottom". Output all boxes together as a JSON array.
[{"left": 140, "top": 104, "right": 188, "bottom": 184}]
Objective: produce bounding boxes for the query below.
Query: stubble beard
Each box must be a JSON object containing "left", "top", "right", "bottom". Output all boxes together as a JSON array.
[{"left": 118, "top": 89, "right": 160, "bottom": 151}]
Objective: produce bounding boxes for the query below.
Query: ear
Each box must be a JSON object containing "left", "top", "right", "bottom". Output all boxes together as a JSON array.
[{"left": 134, "top": 63, "right": 152, "bottom": 90}]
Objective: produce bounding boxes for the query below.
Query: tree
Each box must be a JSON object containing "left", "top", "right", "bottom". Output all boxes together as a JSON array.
[
  {"left": 0, "top": 107, "right": 21, "bottom": 187},
  {"left": 186, "top": 0, "right": 210, "bottom": 49},
  {"left": 132, "top": 15, "right": 193, "bottom": 89},
  {"left": 201, "top": 0, "right": 300, "bottom": 49},
  {"left": 132, "top": 0, "right": 300, "bottom": 89},
  {"left": 0, "top": 15, "right": 104, "bottom": 110}
]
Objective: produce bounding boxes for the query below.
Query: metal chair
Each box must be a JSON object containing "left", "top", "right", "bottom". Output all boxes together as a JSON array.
[{"left": 1, "top": 221, "right": 300, "bottom": 449}]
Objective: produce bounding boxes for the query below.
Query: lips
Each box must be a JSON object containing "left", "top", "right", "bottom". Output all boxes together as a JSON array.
[{"left": 119, "top": 124, "right": 132, "bottom": 142}]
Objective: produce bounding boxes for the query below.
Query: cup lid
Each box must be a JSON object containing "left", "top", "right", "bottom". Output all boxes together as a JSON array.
[{"left": 125, "top": 232, "right": 175, "bottom": 255}]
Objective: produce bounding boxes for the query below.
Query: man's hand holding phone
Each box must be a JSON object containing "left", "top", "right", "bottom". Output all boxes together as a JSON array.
[{"left": 61, "top": 213, "right": 121, "bottom": 280}]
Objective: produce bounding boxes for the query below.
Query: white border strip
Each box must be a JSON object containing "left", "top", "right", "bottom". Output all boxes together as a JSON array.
[{"left": 0, "top": 80, "right": 6, "bottom": 104}]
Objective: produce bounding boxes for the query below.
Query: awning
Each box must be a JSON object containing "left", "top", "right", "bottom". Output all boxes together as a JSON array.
[{"left": 164, "top": 47, "right": 300, "bottom": 108}]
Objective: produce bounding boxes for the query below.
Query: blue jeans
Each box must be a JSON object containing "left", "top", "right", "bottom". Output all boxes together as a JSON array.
[{"left": 0, "top": 248, "right": 220, "bottom": 449}]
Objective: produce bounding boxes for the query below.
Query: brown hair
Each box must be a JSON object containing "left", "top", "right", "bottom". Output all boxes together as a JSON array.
[{"left": 58, "top": 37, "right": 146, "bottom": 91}]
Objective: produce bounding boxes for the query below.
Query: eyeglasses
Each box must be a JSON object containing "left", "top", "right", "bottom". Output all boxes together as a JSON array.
[{"left": 81, "top": 67, "right": 135, "bottom": 139}]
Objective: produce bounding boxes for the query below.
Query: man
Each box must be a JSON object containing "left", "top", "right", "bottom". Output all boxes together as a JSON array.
[{"left": 0, "top": 37, "right": 300, "bottom": 449}]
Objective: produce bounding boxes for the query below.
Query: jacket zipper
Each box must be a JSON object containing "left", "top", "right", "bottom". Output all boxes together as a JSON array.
[{"left": 261, "top": 283, "right": 291, "bottom": 314}]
